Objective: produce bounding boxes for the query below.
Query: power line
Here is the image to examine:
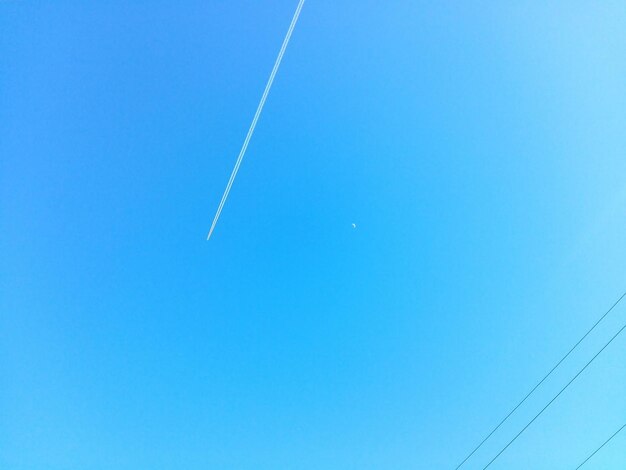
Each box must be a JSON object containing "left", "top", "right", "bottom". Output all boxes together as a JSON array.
[
  {"left": 481, "top": 320, "right": 626, "bottom": 469},
  {"left": 207, "top": 0, "right": 306, "bottom": 240},
  {"left": 575, "top": 423, "right": 626, "bottom": 469},
  {"left": 455, "top": 291, "right": 626, "bottom": 469}
]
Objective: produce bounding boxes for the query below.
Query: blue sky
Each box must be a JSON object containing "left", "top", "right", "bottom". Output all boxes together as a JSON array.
[{"left": 2, "top": 1, "right": 626, "bottom": 469}]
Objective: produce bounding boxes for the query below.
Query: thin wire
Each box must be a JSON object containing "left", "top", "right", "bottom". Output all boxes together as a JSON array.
[
  {"left": 481, "top": 320, "right": 626, "bottom": 469},
  {"left": 207, "top": 0, "right": 306, "bottom": 240},
  {"left": 455, "top": 291, "right": 626, "bottom": 469},
  {"left": 575, "top": 423, "right": 626, "bottom": 469}
]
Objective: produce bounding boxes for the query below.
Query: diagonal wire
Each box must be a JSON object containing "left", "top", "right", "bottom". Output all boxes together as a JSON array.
[
  {"left": 455, "top": 291, "right": 626, "bottom": 469},
  {"left": 207, "top": 0, "right": 306, "bottom": 240},
  {"left": 481, "top": 320, "right": 626, "bottom": 469},
  {"left": 575, "top": 423, "right": 626, "bottom": 469}
]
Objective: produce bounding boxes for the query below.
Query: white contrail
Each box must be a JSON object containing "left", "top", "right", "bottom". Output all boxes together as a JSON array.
[{"left": 207, "top": 0, "right": 306, "bottom": 240}]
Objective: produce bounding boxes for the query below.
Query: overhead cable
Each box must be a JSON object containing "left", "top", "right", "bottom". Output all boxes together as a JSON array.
[
  {"left": 575, "top": 423, "right": 625, "bottom": 469},
  {"left": 456, "top": 291, "right": 626, "bottom": 469},
  {"left": 482, "top": 320, "right": 626, "bottom": 469}
]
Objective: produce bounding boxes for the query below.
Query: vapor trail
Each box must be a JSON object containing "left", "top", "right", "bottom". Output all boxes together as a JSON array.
[{"left": 207, "top": 0, "right": 306, "bottom": 240}]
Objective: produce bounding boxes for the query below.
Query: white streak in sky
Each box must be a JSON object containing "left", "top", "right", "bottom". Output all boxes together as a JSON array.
[{"left": 207, "top": 0, "right": 306, "bottom": 240}]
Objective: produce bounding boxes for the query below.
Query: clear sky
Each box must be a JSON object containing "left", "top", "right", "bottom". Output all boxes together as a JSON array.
[{"left": 2, "top": 1, "right": 626, "bottom": 469}]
